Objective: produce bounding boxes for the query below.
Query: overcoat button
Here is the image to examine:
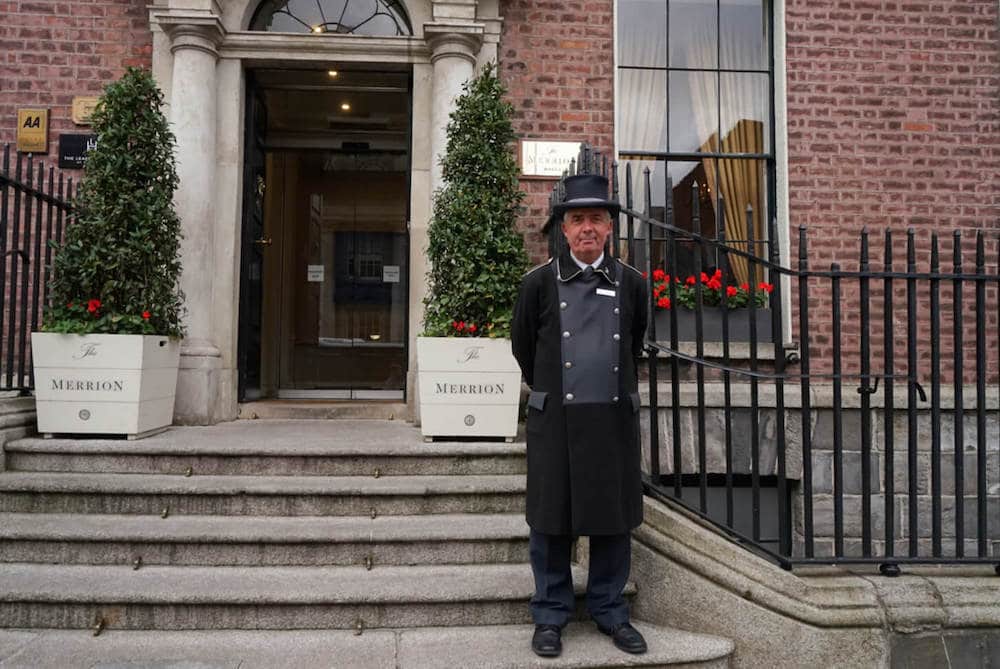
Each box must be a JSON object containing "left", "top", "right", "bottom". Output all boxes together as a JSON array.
[
  {"left": 560, "top": 301, "right": 568, "bottom": 310},
  {"left": 615, "top": 280, "right": 620, "bottom": 286},
  {"left": 565, "top": 361, "right": 573, "bottom": 368},
  {"left": 613, "top": 396, "right": 619, "bottom": 402},
  {"left": 613, "top": 365, "right": 619, "bottom": 373},
  {"left": 565, "top": 393, "right": 574, "bottom": 401},
  {"left": 563, "top": 331, "right": 571, "bottom": 338},
  {"left": 614, "top": 307, "right": 620, "bottom": 314},
  {"left": 613, "top": 333, "right": 620, "bottom": 341}
]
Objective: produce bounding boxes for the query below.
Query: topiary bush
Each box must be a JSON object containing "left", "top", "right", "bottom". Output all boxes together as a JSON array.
[
  {"left": 422, "top": 62, "right": 528, "bottom": 338},
  {"left": 44, "top": 66, "right": 185, "bottom": 337}
]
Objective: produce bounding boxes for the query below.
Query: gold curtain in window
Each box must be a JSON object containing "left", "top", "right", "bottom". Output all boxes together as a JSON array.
[{"left": 700, "top": 119, "right": 764, "bottom": 286}]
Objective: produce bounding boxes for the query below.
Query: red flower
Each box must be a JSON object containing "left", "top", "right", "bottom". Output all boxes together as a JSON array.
[
  {"left": 87, "top": 299, "right": 101, "bottom": 314},
  {"left": 740, "top": 282, "right": 750, "bottom": 291},
  {"left": 713, "top": 269, "right": 723, "bottom": 279},
  {"left": 468, "top": 323, "right": 477, "bottom": 333},
  {"left": 457, "top": 321, "right": 466, "bottom": 331},
  {"left": 759, "top": 282, "right": 774, "bottom": 294},
  {"left": 641, "top": 271, "right": 648, "bottom": 279},
  {"left": 142, "top": 311, "right": 151, "bottom": 320},
  {"left": 652, "top": 269, "right": 666, "bottom": 282},
  {"left": 707, "top": 278, "right": 722, "bottom": 291},
  {"left": 657, "top": 296, "right": 671, "bottom": 309},
  {"left": 66, "top": 302, "right": 74, "bottom": 308},
  {"left": 700, "top": 272, "right": 709, "bottom": 283},
  {"left": 653, "top": 286, "right": 662, "bottom": 297},
  {"left": 685, "top": 276, "right": 697, "bottom": 286},
  {"left": 726, "top": 286, "right": 739, "bottom": 298}
]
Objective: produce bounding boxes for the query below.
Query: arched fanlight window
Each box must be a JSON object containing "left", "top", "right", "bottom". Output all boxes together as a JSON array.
[{"left": 250, "top": 0, "right": 413, "bottom": 36}]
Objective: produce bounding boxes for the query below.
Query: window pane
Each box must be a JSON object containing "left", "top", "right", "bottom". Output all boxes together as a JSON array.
[
  {"left": 663, "top": 161, "right": 718, "bottom": 278},
  {"left": 720, "top": 73, "right": 770, "bottom": 154},
  {"left": 669, "top": 70, "right": 718, "bottom": 153},
  {"left": 720, "top": 0, "right": 768, "bottom": 70},
  {"left": 618, "top": 0, "right": 667, "bottom": 68},
  {"left": 715, "top": 159, "right": 767, "bottom": 284},
  {"left": 620, "top": 69, "right": 667, "bottom": 152},
  {"left": 669, "top": 0, "right": 717, "bottom": 69}
]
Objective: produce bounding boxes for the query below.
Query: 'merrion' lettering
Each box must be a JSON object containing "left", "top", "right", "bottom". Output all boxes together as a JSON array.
[
  {"left": 51, "top": 379, "right": 125, "bottom": 392},
  {"left": 435, "top": 382, "right": 505, "bottom": 395}
]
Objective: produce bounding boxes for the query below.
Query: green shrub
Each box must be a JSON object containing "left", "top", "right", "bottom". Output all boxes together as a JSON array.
[
  {"left": 422, "top": 62, "right": 528, "bottom": 338},
  {"left": 44, "top": 67, "right": 185, "bottom": 337}
]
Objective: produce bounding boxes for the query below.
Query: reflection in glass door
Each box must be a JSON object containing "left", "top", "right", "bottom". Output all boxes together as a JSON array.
[{"left": 271, "top": 152, "right": 408, "bottom": 398}]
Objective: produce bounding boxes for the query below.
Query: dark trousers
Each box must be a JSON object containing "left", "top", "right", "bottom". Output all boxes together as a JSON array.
[{"left": 528, "top": 529, "right": 631, "bottom": 628}]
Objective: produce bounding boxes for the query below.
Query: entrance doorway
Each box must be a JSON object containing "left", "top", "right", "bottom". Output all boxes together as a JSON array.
[{"left": 238, "top": 67, "right": 411, "bottom": 401}]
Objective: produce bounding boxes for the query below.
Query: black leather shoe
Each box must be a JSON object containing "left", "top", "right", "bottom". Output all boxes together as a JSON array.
[
  {"left": 598, "top": 622, "right": 648, "bottom": 654},
  {"left": 531, "top": 624, "right": 562, "bottom": 657}
]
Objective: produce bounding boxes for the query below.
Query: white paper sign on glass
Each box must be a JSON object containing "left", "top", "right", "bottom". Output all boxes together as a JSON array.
[
  {"left": 307, "top": 265, "right": 324, "bottom": 282},
  {"left": 383, "top": 265, "right": 400, "bottom": 283}
]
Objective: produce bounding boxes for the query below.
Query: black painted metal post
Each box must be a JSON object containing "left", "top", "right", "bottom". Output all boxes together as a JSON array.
[
  {"left": 906, "top": 230, "right": 919, "bottom": 557},
  {"left": 953, "top": 231, "right": 965, "bottom": 558},
  {"left": 720, "top": 203, "right": 735, "bottom": 528},
  {"left": 748, "top": 205, "right": 761, "bottom": 542},
  {"left": 859, "top": 229, "right": 872, "bottom": 557},
  {"left": 975, "top": 231, "right": 987, "bottom": 557},
  {"left": 692, "top": 183, "right": 707, "bottom": 513},
  {"left": 644, "top": 167, "right": 660, "bottom": 482},
  {"left": 930, "top": 234, "right": 943, "bottom": 557},
  {"left": 883, "top": 231, "right": 896, "bottom": 558},
  {"left": 831, "top": 263, "right": 844, "bottom": 557},
  {"left": 769, "top": 212, "right": 790, "bottom": 556},
  {"left": 799, "top": 227, "right": 814, "bottom": 557}
]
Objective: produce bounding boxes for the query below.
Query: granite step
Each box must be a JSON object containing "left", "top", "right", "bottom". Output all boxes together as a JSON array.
[
  {"left": 0, "top": 623, "right": 734, "bottom": 668},
  {"left": 5, "top": 420, "right": 526, "bottom": 476},
  {"left": 0, "top": 472, "right": 526, "bottom": 516},
  {"left": 0, "top": 512, "right": 530, "bottom": 566},
  {"left": 238, "top": 401, "right": 408, "bottom": 421},
  {"left": 0, "top": 563, "right": 632, "bottom": 631}
]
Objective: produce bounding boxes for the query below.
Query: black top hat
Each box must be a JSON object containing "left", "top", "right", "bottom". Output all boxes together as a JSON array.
[{"left": 552, "top": 174, "right": 620, "bottom": 218}]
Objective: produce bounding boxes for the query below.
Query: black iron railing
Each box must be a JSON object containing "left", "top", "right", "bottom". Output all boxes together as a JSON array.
[
  {"left": 0, "top": 146, "right": 75, "bottom": 391},
  {"left": 549, "top": 144, "right": 999, "bottom": 573}
]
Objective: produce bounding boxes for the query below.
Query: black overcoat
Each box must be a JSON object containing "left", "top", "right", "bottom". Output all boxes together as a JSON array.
[{"left": 511, "top": 251, "right": 648, "bottom": 536}]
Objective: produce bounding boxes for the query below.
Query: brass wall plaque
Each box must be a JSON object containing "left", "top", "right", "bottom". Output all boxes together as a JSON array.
[
  {"left": 16, "top": 108, "right": 48, "bottom": 153},
  {"left": 72, "top": 96, "right": 100, "bottom": 125},
  {"left": 520, "top": 140, "right": 580, "bottom": 178}
]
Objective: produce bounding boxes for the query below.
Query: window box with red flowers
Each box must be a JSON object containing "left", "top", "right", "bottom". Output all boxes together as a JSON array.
[
  {"left": 648, "top": 269, "right": 775, "bottom": 343},
  {"left": 416, "top": 64, "right": 527, "bottom": 439},
  {"left": 31, "top": 68, "right": 184, "bottom": 439}
]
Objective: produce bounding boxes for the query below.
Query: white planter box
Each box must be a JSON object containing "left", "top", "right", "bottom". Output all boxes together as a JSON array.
[
  {"left": 416, "top": 336, "right": 521, "bottom": 439},
  {"left": 31, "top": 333, "right": 181, "bottom": 439}
]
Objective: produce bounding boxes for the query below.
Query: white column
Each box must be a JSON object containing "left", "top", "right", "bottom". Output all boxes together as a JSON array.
[
  {"left": 162, "top": 19, "right": 224, "bottom": 425},
  {"left": 425, "top": 25, "right": 483, "bottom": 192}
]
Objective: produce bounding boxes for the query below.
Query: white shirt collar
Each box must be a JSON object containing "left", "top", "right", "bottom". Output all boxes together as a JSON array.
[{"left": 570, "top": 252, "right": 604, "bottom": 271}]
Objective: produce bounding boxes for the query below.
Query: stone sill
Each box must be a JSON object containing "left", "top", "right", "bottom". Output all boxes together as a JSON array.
[{"left": 640, "top": 382, "right": 1000, "bottom": 411}]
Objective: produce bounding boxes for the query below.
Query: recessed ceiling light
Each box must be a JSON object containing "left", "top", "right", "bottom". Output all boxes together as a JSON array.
[
  {"left": 340, "top": 102, "right": 351, "bottom": 111},
  {"left": 312, "top": 25, "right": 324, "bottom": 33},
  {"left": 328, "top": 69, "right": 338, "bottom": 77}
]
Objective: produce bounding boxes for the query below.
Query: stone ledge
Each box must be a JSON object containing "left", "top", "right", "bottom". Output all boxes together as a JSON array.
[{"left": 637, "top": 496, "right": 1000, "bottom": 631}]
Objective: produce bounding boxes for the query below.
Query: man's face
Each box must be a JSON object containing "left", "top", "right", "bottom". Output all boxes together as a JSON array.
[{"left": 561, "top": 207, "right": 612, "bottom": 264}]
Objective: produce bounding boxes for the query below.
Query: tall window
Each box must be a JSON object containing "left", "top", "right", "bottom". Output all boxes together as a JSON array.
[
  {"left": 617, "top": 0, "right": 774, "bottom": 284},
  {"left": 250, "top": 0, "right": 413, "bottom": 36}
]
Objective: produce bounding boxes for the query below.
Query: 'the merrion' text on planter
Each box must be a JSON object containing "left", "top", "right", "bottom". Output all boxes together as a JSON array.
[
  {"left": 416, "top": 336, "right": 521, "bottom": 440},
  {"left": 31, "top": 333, "right": 181, "bottom": 439}
]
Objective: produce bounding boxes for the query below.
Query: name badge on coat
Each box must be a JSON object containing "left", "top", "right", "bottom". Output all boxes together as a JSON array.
[{"left": 595, "top": 288, "right": 616, "bottom": 297}]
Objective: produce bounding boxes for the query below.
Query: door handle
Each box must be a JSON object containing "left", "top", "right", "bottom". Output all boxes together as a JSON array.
[{"left": 253, "top": 236, "right": 273, "bottom": 247}]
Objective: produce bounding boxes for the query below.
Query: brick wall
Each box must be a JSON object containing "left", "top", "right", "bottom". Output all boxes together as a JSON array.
[
  {"left": 0, "top": 0, "right": 152, "bottom": 160},
  {"left": 498, "top": 0, "right": 616, "bottom": 263},
  {"left": 784, "top": 0, "right": 1000, "bottom": 381}
]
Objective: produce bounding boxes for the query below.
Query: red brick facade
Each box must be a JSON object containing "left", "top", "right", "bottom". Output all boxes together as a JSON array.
[
  {"left": 499, "top": 0, "right": 616, "bottom": 263},
  {"left": 0, "top": 0, "right": 152, "bottom": 158},
  {"left": 2, "top": 0, "right": 998, "bottom": 381}
]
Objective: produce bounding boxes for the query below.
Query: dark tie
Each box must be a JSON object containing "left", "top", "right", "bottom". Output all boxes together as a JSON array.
[{"left": 581, "top": 266, "right": 596, "bottom": 282}]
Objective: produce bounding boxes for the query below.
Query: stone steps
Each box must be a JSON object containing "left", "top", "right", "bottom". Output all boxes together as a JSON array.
[
  {"left": 0, "top": 471, "right": 526, "bottom": 516},
  {"left": 0, "top": 512, "right": 530, "bottom": 566},
  {"left": 0, "top": 623, "right": 734, "bottom": 668},
  {"left": 0, "top": 563, "right": 627, "bottom": 630},
  {"left": 238, "top": 402, "right": 408, "bottom": 421},
  {"left": 6, "top": 420, "right": 526, "bottom": 476}
]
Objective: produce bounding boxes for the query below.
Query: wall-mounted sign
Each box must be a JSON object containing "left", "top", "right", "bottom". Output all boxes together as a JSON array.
[
  {"left": 16, "top": 108, "right": 49, "bottom": 153},
  {"left": 520, "top": 140, "right": 580, "bottom": 178},
  {"left": 307, "top": 264, "right": 324, "bottom": 282},
  {"left": 72, "top": 97, "right": 100, "bottom": 125},
  {"left": 58, "top": 134, "right": 98, "bottom": 169}
]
